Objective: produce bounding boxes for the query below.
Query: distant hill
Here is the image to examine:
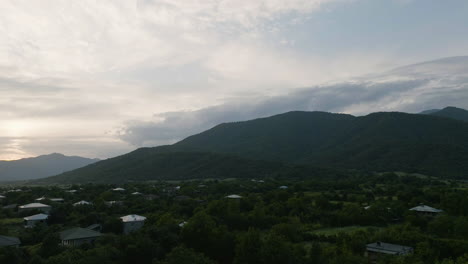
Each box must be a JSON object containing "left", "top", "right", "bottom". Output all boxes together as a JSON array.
[
  {"left": 421, "top": 106, "right": 468, "bottom": 122},
  {"left": 35, "top": 110, "right": 468, "bottom": 184},
  {"left": 0, "top": 153, "right": 99, "bottom": 182}
]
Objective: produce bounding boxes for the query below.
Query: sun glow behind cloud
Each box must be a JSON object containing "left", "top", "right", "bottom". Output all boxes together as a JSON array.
[{"left": 0, "top": 0, "right": 467, "bottom": 159}]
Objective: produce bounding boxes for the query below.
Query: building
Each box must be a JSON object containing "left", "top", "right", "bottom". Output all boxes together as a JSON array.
[
  {"left": 120, "top": 214, "right": 146, "bottom": 234},
  {"left": 0, "top": 194, "right": 5, "bottom": 199},
  {"left": 60, "top": 228, "right": 101, "bottom": 247},
  {"left": 112, "top": 187, "right": 126, "bottom": 192},
  {"left": 409, "top": 205, "right": 443, "bottom": 216},
  {"left": 225, "top": 194, "right": 242, "bottom": 199},
  {"left": 0, "top": 235, "right": 21, "bottom": 247},
  {"left": 366, "top": 242, "right": 413, "bottom": 263},
  {"left": 18, "top": 203, "right": 51, "bottom": 214},
  {"left": 24, "top": 213, "right": 49, "bottom": 228},
  {"left": 73, "top": 200, "right": 92, "bottom": 206},
  {"left": 104, "top": 200, "right": 123, "bottom": 207},
  {"left": 50, "top": 198, "right": 64, "bottom": 203}
]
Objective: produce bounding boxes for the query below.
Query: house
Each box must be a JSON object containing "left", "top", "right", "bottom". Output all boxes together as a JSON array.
[
  {"left": 366, "top": 242, "right": 413, "bottom": 263},
  {"left": 112, "top": 187, "right": 125, "bottom": 192},
  {"left": 104, "top": 201, "right": 123, "bottom": 207},
  {"left": 60, "top": 227, "right": 101, "bottom": 247},
  {"left": 24, "top": 213, "right": 49, "bottom": 228},
  {"left": 18, "top": 203, "right": 51, "bottom": 214},
  {"left": 225, "top": 194, "right": 242, "bottom": 199},
  {"left": 0, "top": 194, "right": 5, "bottom": 199},
  {"left": 35, "top": 196, "right": 47, "bottom": 202},
  {"left": 409, "top": 205, "right": 443, "bottom": 216},
  {"left": 50, "top": 198, "right": 64, "bottom": 203},
  {"left": 279, "top": 185, "right": 288, "bottom": 189},
  {"left": 2, "top": 204, "right": 17, "bottom": 210},
  {"left": 131, "top": 192, "right": 142, "bottom": 195},
  {"left": 120, "top": 214, "right": 146, "bottom": 234},
  {"left": 73, "top": 200, "right": 92, "bottom": 206},
  {"left": 0, "top": 235, "right": 21, "bottom": 247}
]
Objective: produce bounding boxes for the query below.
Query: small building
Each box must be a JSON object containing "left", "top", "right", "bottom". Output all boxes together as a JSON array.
[
  {"left": 73, "top": 200, "right": 92, "bottom": 206},
  {"left": 366, "top": 242, "right": 413, "bottom": 263},
  {"left": 225, "top": 194, "right": 242, "bottom": 199},
  {"left": 279, "top": 185, "right": 288, "bottom": 189},
  {"left": 24, "top": 213, "right": 49, "bottom": 228},
  {"left": 0, "top": 235, "right": 21, "bottom": 247},
  {"left": 104, "top": 201, "right": 123, "bottom": 207},
  {"left": 0, "top": 194, "right": 5, "bottom": 199},
  {"left": 112, "top": 188, "right": 125, "bottom": 192},
  {"left": 50, "top": 198, "right": 64, "bottom": 203},
  {"left": 60, "top": 227, "right": 101, "bottom": 247},
  {"left": 2, "top": 204, "right": 17, "bottom": 210},
  {"left": 35, "top": 197, "right": 47, "bottom": 202},
  {"left": 409, "top": 205, "right": 443, "bottom": 216},
  {"left": 18, "top": 203, "right": 51, "bottom": 214},
  {"left": 131, "top": 192, "right": 142, "bottom": 195},
  {"left": 120, "top": 214, "right": 146, "bottom": 234}
]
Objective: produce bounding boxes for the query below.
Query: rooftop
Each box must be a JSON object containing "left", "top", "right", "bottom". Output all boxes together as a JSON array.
[
  {"left": 225, "top": 194, "right": 242, "bottom": 199},
  {"left": 73, "top": 200, "right": 91, "bottom": 206},
  {"left": 60, "top": 227, "right": 101, "bottom": 241},
  {"left": 24, "top": 213, "right": 49, "bottom": 221},
  {"left": 19, "top": 203, "right": 51, "bottom": 209},
  {"left": 120, "top": 214, "right": 147, "bottom": 222},
  {"left": 0, "top": 235, "right": 21, "bottom": 247},
  {"left": 409, "top": 205, "right": 443, "bottom": 213},
  {"left": 366, "top": 242, "right": 413, "bottom": 255}
]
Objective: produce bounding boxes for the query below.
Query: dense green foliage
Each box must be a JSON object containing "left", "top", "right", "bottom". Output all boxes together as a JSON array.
[
  {"left": 35, "top": 151, "right": 347, "bottom": 184},
  {"left": 1, "top": 174, "right": 468, "bottom": 263},
  {"left": 38, "top": 110, "right": 468, "bottom": 184}
]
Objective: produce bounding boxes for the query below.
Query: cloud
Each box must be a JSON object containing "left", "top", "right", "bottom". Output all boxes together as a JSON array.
[{"left": 119, "top": 57, "right": 468, "bottom": 146}]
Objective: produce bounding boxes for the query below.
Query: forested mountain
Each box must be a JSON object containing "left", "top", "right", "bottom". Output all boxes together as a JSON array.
[
  {"left": 423, "top": 106, "right": 468, "bottom": 122},
  {"left": 0, "top": 153, "right": 99, "bottom": 182},
  {"left": 36, "top": 110, "right": 468, "bottom": 184}
]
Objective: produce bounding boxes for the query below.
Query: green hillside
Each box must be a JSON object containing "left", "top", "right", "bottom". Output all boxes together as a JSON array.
[
  {"left": 426, "top": 106, "right": 468, "bottom": 122},
  {"left": 36, "top": 109, "right": 468, "bottom": 183},
  {"left": 35, "top": 149, "right": 347, "bottom": 184}
]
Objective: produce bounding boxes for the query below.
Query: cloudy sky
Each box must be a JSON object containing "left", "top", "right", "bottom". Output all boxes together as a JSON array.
[{"left": 1, "top": 0, "right": 468, "bottom": 160}]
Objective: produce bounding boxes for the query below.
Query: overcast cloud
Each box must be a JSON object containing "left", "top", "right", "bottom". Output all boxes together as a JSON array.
[{"left": 0, "top": 0, "right": 467, "bottom": 159}]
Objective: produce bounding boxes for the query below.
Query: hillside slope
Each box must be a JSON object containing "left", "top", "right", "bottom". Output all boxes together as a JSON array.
[
  {"left": 36, "top": 110, "right": 468, "bottom": 183},
  {"left": 425, "top": 106, "right": 468, "bottom": 122}
]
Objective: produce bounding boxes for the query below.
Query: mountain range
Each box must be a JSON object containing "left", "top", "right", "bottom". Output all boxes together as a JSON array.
[
  {"left": 0, "top": 153, "right": 99, "bottom": 182},
  {"left": 35, "top": 106, "right": 468, "bottom": 184}
]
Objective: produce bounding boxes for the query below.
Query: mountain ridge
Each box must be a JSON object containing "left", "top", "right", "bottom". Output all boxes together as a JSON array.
[
  {"left": 0, "top": 153, "right": 99, "bottom": 182},
  {"left": 33, "top": 108, "right": 468, "bottom": 184}
]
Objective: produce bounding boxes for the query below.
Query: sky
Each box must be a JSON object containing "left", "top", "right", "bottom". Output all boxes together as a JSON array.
[{"left": 0, "top": 0, "right": 468, "bottom": 160}]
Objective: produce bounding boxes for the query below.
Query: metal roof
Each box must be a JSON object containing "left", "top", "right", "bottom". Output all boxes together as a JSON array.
[
  {"left": 19, "top": 203, "right": 51, "bottom": 209},
  {"left": 0, "top": 235, "right": 21, "bottom": 246},
  {"left": 73, "top": 200, "right": 91, "bottom": 206},
  {"left": 409, "top": 205, "right": 443, "bottom": 213},
  {"left": 366, "top": 242, "right": 413, "bottom": 255},
  {"left": 24, "top": 213, "right": 49, "bottom": 221},
  {"left": 120, "top": 214, "right": 146, "bottom": 222},
  {"left": 225, "top": 194, "right": 242, "bottom": 199},
  {"left": 60, "top": 228, "right": 101, "bottom": 241}
]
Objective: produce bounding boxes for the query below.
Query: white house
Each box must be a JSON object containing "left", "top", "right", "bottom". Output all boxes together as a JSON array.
[
  {"left": 73, "top": 200, "right": 92, "bottom": 206},
  {"left": 18, "top": 203, "right": 51, "bottom": 214},
  {"left": 120, "top": 214, "right": 146, "bottom": 234},
  {"left": 0, "top": 194, "right": 5, "bottom": 199},
  {"left": 112, "top": 188, "right": 126, "bottom": 192},
  {"left": 24, "top": 213, "right": 49, "bottom": 228}
]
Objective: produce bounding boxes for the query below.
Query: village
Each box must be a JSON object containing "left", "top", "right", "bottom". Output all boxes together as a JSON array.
[{"left": 0, "top": 174, "right": 467, "bottom": 264}]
